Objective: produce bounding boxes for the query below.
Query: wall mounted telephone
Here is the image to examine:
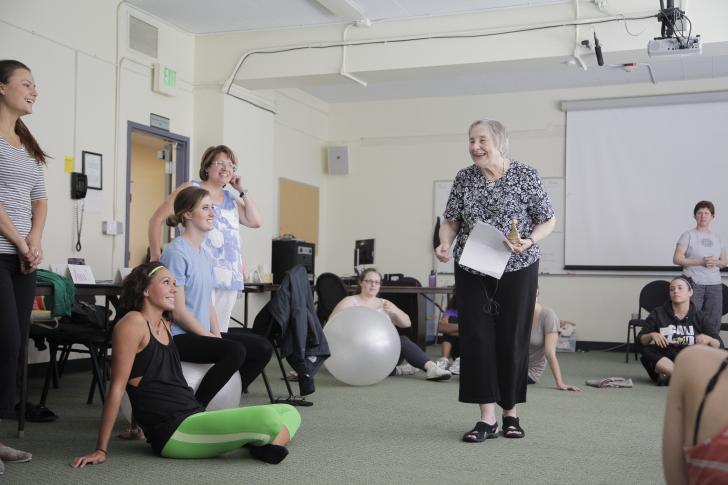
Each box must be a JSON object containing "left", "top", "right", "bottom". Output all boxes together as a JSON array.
[{"left": 71, "top": 172, "right": 88, "bottom": 199}]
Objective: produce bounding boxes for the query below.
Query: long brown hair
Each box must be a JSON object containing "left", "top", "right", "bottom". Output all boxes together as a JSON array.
[
  {"left": 165, "top": 186, "right": 210, "bottom": 227},
  {"left": 0, "top": 60, "right": 48, "bottom": 164},
  {"left": 118, "top": 261, "right": 172, "bottom": 322}
]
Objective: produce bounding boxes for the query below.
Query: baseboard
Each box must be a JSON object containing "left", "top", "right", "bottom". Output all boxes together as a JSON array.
[
  {"left": 28, "top": 358, "right": 93, "bottom": 378},
  {"left": 575, "top": 341, "right": 632, "bottom": 352}
]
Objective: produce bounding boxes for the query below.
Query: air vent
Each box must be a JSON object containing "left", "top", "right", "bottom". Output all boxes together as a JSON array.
[{"left": 129, "top": 16, "right": 158, "bottom": 58}]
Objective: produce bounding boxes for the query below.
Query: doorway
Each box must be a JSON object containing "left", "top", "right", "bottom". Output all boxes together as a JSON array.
[{"left": 125, "top": 122, "right": 190, "bottom": 267}]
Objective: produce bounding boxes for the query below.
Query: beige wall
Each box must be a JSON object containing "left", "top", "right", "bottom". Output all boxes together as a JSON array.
[{"left": 5, "top": 0, "right": 728, "bottom": 348}]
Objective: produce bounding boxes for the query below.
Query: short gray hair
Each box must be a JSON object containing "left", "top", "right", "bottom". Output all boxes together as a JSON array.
[{"left": 469, "top": 119, "right": 509, "bottom": 158}]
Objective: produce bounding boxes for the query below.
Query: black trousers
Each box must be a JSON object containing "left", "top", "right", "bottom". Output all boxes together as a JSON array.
[
  {"left": 455, "top": 262, "right": 538, "bottom": 408},
  {"left": 0, "top": 254, "right": 36, "bottom": 418},
  {"left": 173, "top": 330, "right": 273, "bottom": 407},
  {"left": 390, "top": 336, "right": 429, "bottom": 374}
]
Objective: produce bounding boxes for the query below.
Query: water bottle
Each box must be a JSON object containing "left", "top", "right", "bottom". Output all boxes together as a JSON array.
[{"left": 428, "top": 270, "right": 437, "bottom": 288}]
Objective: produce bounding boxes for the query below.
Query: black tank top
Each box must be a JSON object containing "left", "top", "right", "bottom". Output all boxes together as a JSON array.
[
  {"left": 693, "top": 356, "right": 728, "bottom": 445},
  {"left": 126, "top": 321, "right": 204, "bottom": 455}
]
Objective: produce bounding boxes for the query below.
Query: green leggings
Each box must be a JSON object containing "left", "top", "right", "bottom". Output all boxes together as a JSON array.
[{"left": 161, "top": 404, "right": 301, "bottom": 459}]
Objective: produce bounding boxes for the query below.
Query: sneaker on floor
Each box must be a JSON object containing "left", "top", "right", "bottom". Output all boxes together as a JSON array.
[
  {"left": 436, "top": 357, "right": 451, "bottom": 370},
  {"left": 449, "top": 357, "right": 461, "bottom": 375},
  {"left": 426, "top": 364, "right": 452, "bottom": 381},
  {"left": 394, "top": 363, "right": 419, "bottom": 376},
  {"left": 0, "top": 444, "right": 32, "bottom": 463}
]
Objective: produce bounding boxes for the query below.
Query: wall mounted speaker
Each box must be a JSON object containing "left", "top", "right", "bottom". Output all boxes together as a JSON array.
[{"left": 327, "top": 146, "right": 349, "bottom": 175}]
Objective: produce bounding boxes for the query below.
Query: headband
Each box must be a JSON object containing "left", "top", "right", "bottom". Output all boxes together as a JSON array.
[
  {"left": 674, "top": 275, "right": 694, "bottom": 290},
  {"left": 148, "top": 265, "right": 165, "bottom": 278}
]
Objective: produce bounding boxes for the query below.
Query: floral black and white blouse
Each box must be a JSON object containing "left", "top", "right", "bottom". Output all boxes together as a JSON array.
[{"left": 443, "top": 161, "right": 554, "bottom": 274}]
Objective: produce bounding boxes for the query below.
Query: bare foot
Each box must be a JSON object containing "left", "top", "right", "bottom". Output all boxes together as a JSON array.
[{"left": 117, "top": 427, "right": 145, "bottom": 441}]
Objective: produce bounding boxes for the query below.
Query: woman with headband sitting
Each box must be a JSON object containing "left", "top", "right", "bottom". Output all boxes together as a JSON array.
[{"left": 638, "top": 275, "right": 722, "bottom": 386}]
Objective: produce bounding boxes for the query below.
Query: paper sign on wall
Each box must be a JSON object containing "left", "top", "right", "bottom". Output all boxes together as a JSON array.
[{"left": 67, "top": 264, "right": 96, "bottom": 284}]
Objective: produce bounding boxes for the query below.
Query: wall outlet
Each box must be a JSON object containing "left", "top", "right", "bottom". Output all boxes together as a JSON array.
[{"left": 102, "top": 220, "right": 125, "bottom": 235}]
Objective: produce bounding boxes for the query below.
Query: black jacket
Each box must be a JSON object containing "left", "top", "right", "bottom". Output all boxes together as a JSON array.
[
  {"left": 263, "top": 265, "right": 330, "bottom": 395},
  {"left": 638, "top": 301, "right": 719, "bottom": 347}
]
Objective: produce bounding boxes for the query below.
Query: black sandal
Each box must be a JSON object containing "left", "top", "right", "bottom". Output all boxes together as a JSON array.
[
  {"left": 462, "top": 421, "right": 498, "bottom": 443},
  {"left": 502, "top": 416, "right": 525, "bottom": 439}
]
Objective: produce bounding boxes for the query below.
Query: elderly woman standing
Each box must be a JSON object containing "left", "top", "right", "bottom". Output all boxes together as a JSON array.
[
  {"left": 435, "top": 119, "right": 555, "bottom": 442},
  {"left": 673, "top": 201, "right": 726, "bottom": 336}
]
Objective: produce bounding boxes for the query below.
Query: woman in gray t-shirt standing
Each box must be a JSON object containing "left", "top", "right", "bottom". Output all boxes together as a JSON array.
[{"left": 673, "top": 200, "right": 726, "bottom": 336}]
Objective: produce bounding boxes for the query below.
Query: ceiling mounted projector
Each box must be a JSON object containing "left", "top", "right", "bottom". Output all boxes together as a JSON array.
[{"left": 648, "top": 0, "right": 701, "bottom": 58}]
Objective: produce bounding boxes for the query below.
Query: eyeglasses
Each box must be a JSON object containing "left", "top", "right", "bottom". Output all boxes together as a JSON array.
[
  {"left": 363, "top": 279, "right": 381, "bottom": 285},
  {"left": 212, "top": 160, "right": 237, "bottom": 171}
]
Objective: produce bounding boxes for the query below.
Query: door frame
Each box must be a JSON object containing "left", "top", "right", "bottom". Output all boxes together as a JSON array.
[{"left": 125, "top": 121, "right": 190, "bottom": 266}]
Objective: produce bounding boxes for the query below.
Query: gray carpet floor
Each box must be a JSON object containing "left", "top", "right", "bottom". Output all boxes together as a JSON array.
[{"left": 1, "top": 350, "right": 665, "bottom": 485}]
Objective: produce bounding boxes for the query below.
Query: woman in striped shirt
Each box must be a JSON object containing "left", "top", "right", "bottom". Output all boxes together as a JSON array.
[{"left": 0, "top": 60, "right": 48, "bottom": 469}]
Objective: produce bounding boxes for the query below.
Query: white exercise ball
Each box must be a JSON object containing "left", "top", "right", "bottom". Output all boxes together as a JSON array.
[
  {"left": 323, "top": 306, "right": 401, "bottom": 386},
  {"left": 120, "top": 362, "right": 243, "bottom": 422}
]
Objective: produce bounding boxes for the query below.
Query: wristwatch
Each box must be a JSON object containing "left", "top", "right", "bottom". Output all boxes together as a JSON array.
[{"left": 239, "top": 189, "right": 248, "bottom": 199}]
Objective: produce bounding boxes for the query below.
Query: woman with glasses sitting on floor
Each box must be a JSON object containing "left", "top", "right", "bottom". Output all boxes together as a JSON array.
[
  {"left": 72, "top": 262, "right": 300, "bottom": 468},
  {"left": 330, "top": 268, "right": 451, "bottom": 382}
]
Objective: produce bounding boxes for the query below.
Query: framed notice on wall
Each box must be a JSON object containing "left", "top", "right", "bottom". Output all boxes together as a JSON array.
[{"left": 82, "top": 151, "right": 103, "bottom": 190}]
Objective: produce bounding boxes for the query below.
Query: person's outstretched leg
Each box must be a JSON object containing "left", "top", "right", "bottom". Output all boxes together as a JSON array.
[{"left": 161, "top": 404, "right": 301, "bottom": 460}]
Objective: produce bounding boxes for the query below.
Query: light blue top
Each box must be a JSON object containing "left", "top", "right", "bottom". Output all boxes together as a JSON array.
[
  {"left": 190, "top": 180, "right": 245, "bottom": 291},
  {"left": 160, "top": 236, "right": 215, "bottom": 336}
]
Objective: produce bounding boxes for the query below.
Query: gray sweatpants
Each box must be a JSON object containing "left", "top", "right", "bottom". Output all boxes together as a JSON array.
[{"left": 691, "top": 283, "right": 723, "bottom": 336}]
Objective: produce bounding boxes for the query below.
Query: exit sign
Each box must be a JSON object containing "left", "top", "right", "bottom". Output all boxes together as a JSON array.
[{"left": 152, "top": 63, "right": 177, "bottom": 96}]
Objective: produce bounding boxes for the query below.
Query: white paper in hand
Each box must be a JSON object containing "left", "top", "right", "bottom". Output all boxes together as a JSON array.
[{"left": 459, "top": 222, "right": 512, "bottom": 279}]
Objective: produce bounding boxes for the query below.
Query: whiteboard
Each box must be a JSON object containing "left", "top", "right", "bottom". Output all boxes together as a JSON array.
[
  {"left": 433, "top": 177, "right": 564, "bottom": 275},
  {"left": 564, "top": 100, "right": 728, "bottom": 269}
]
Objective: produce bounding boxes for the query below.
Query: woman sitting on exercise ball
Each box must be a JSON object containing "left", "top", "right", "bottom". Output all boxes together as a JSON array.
[{"left": 330, "top": 268, "right": 451, "bottom": 381}]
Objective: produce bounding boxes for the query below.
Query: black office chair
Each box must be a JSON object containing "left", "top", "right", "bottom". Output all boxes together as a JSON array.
[
  {"left": 718, "top": 283, "right": 728, "bottom": 335},
  {"left": 380, "top": 274, "right": 421, "bottom": 342},
  {"left": 315, "top": 272, "right": 348, "bottom": 325},
  {"left": 33, "top": 296, "right": 112, "bottom": 406},
  {"left": 625, "top": 280, "right": 670, "bottom": 363}
]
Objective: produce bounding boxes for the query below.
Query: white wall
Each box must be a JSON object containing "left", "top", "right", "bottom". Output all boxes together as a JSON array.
[
  {"left": 323, "top": 77, "right": 728, "bottom": 343},
  {"left": 1, "top": 0, "right": 195, "bottom": 362},
  {"left": 6, "top": 0, "right": 728, "bottom": 352}
]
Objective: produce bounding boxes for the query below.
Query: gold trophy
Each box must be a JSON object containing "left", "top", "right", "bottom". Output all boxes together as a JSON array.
[{"left": 507, "top": 218, "right": 520, "bottom": 245}]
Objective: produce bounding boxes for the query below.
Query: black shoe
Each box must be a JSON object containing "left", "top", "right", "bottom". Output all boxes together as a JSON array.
[
  {"left": 15, "top": 402, "right": 58, "bottom": 422},
  {"left": 656, "top": 373, "right": 670, "bottom": 387}
]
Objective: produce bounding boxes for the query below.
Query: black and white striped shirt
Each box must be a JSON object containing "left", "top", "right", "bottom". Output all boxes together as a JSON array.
[{"left": 0, "top": 136, "right": 48, "bottom": 254}]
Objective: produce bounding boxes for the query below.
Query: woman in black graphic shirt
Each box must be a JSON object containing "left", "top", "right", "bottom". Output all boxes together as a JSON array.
[
  {"left": 639, "top": 275, "right": 721, "bottom": 386},
  {"left": 436, "top": 119, "right": 555, "bottom": 442}
]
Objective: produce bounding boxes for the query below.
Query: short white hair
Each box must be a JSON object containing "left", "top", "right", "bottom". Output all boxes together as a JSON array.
[{"left": 469, "top": 119, "right": 509, "bottom": 158}]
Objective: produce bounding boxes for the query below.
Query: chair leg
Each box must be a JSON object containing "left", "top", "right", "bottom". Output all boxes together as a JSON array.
[
  {"left": 39, "top": 343, "right": 58, "bottom": 406},
  {"left": 625, "top": 325, "right": 631, "bottom": 363},
  {"left": 632, "top": 326, "right": 640, "bottom": 361},
  {"left": 260, "top": 369, "right": 275, "bottom": 404},
  {"left": 272, "top": 343, "right": 295, "bottom": 398},
  {"left": 86, "top": 346, "right": 106, "bottom": 405}
]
